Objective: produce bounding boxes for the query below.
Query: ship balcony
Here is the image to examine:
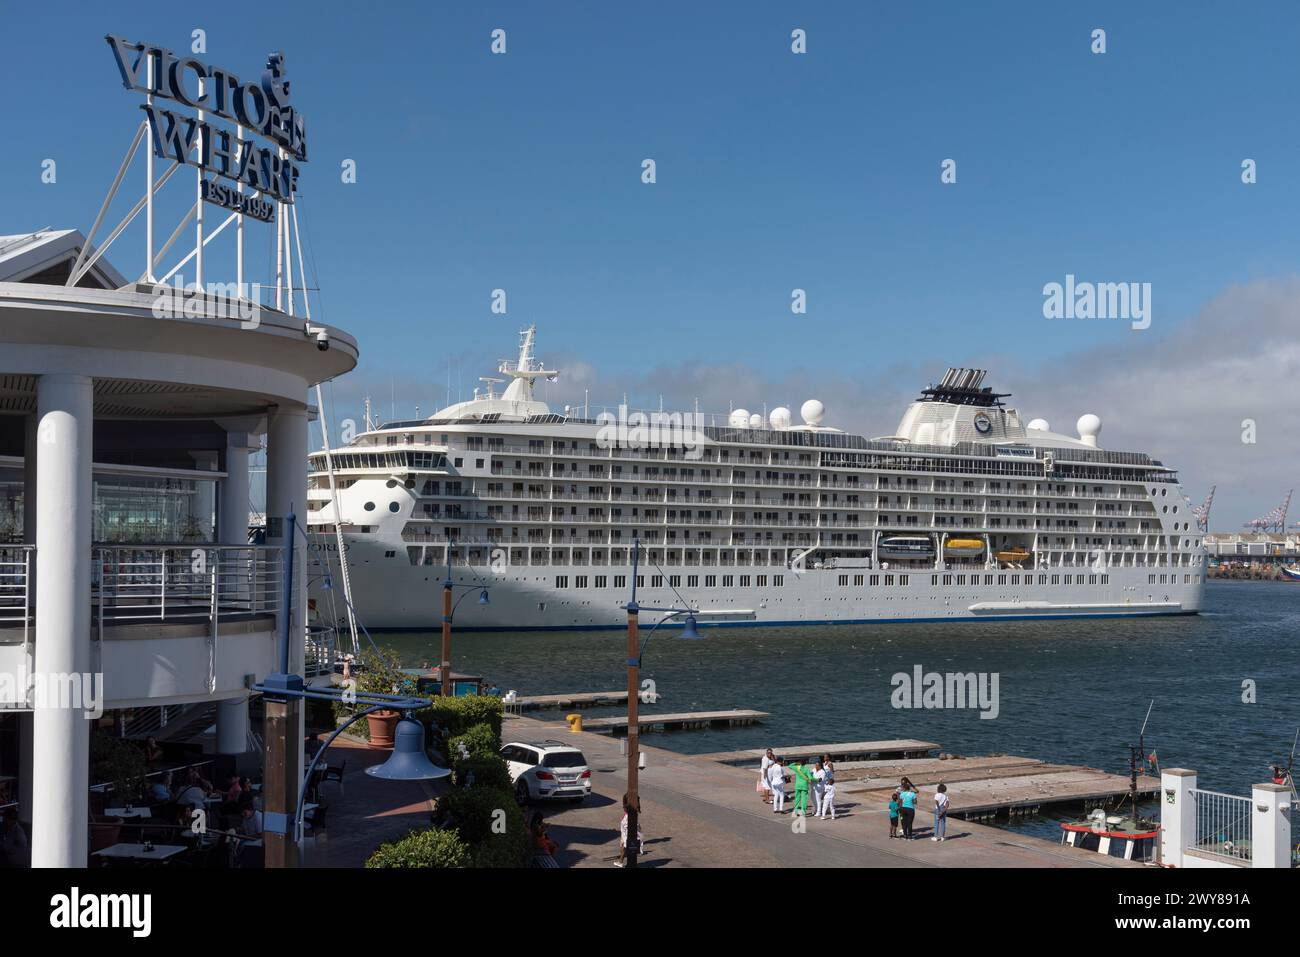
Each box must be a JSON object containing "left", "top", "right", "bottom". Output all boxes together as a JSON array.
[{"left": 0, "top": 544, "right": 284, "bottom": 709}]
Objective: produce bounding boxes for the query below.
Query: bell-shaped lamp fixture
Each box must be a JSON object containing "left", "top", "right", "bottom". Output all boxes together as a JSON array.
[
  {"left": 478, "top": 588, "right": 490, "bottom": 605},
  {"left": 365, "top": 718, "right": 452, "bottom": 781},
  {"left": 678, "top": 613, "right": 703, "bottom": 640}
]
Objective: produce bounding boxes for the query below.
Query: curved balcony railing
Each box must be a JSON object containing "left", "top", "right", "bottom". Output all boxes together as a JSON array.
[{"left": 0, "top": 544, "right": 285, "bottom": 640}]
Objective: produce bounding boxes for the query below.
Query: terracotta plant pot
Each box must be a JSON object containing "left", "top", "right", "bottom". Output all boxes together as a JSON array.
[{"left": 366, "top": 710, "right": 401, "bottom": 749}]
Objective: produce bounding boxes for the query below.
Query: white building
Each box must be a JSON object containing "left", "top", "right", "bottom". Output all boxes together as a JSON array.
[{"left": 0, "top": 228, "right": 357, "bottom": 865}]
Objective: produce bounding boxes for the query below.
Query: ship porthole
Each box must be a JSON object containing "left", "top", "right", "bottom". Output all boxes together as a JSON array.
[
  {"left": 389, "top": 502, "right": 400, "bottom": 512},
  {"left": 364, "top": 502, "right": 376, "bottom": 511}
]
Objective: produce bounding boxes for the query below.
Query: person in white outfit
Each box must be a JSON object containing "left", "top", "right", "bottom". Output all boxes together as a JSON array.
[
  {"left": 819, "top": 759, "right": 836, "bottom": 819},
  {"left": 812, "top": 761, "right": 826, "bottom": 818},
  {"left": 759, "top": 748, "right": 775, "bottom": 804},
  {"left": 766, "top": 757, "right": 786, "bottom": 813}
]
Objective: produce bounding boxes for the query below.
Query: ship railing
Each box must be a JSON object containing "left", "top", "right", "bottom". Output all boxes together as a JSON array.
[{"left": 1188, "top": 788, "right": 1253, "bottom": 864}]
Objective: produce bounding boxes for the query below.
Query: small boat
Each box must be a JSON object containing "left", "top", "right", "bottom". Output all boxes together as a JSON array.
[
  {"left": 1061, "top": 809, "right": 1159, "bottom": 862},
  {"left": 877, "top": 535, "right": 935, "bottom": 560},
  {"left": 943, "top": 538, "right": 985, "bottom": 557},
  {"left": 1061, "top": 702, "right": 1160, "bottom": 864},
  {"left": 995, "top": 547, "right": 1031, "bottom": 565},
  {"left": 1280, "top": 565, "right": 1300, "bottom": 582}
]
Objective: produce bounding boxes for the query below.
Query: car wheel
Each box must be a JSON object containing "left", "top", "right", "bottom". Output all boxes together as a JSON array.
[{"left": 515, "top": 778, "right": 531, "bottom": 806}]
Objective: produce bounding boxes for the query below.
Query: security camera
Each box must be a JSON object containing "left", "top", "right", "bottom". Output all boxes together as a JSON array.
[{"left": 304, "top": 322, "right": 330, "bottom": 351}]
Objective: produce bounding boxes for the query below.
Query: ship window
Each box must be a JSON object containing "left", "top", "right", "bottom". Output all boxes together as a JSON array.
[
  {"left": 389, "top": 502, "right": 400, "bottom": 513},
  {"left": 364, "top": 502, "right": 376, "bottom": 511},
  {"left": 774, "top": 575, "right": 783, "bottom": 586},
  {"left": 476, "top": 459, "right": 484, "bottom": 468},
  {"left": 386, "top": 479, "right": 397, "bottom": 488}
]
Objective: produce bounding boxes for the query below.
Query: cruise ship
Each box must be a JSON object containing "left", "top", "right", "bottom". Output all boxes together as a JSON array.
[{"left": 305, "top": 327, "right": 1205, "bottom": 630}]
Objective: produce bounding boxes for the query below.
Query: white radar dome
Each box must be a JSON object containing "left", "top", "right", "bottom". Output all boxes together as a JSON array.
[
  {"left": 769, "top": 406, "right": 792, "bottom": 430},
  {"left": 1076, "top": 413, "right": 1102, "bottom": 447},
  {"left": 1027, "top": 418, "right": 1050, "bottom": 432},
  {"left": 749, "top": 413, "right": 764, "bottom": 429},
  {"left": 800, "top": 399, "right": 825, "bottom": 427},
  {"left": 729, "top": 409, "right": 750, "bottom": 428}
]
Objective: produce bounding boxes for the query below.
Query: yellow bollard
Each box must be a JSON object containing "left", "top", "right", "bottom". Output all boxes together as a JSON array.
[{"left": 566, "top": 713, "right": 583, "bottom": 733}]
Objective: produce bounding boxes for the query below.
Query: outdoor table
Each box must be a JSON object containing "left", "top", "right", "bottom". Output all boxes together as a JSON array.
[
  {"left": 93, "top": 842, "right": 187, "bottom": 862},
  {"left": 103, "top": 807, "right": 152, "bottom": 819}
]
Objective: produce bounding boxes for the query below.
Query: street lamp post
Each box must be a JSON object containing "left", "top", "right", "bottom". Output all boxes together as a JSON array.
[
  {"left": 621, "top": 538, "right": 701, "bottom": 869},
  {"left": 440, "top": 540, "right": 489, "bottom": 697}
]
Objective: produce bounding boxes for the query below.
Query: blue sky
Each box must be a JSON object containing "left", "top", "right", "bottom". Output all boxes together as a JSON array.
[{"left": 4, "top": 1, "right": 1299, "bottom": 525}]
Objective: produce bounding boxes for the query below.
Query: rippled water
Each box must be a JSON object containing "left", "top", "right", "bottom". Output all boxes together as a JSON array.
[{"left": 375, "top": 581, "right": 1299, "bottom": 807}]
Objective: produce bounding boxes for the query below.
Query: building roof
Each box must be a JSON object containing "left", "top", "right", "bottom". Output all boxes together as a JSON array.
[{"left": 0, "top": 229, "right": 128, "bottom": 290}]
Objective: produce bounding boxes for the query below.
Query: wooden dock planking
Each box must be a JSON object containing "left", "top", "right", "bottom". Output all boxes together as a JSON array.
[
  {"left": 699, "top": 740, "right": 939, "bottom": 765},
  {"left": 514, "top": 691, "right": 628, "bottom": 710},
  {"left": 846, "top": 769, "right": 1162, "bottom": 815},
  {"left": 582, "top": 709, "right": 768, "bottom": 734},
  {"left": 834, "top": 754, "right": 1048, "bottom": 779}
]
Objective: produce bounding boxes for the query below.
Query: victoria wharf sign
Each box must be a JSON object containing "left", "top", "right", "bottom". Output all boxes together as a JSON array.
[{"left": 105, "top": 35, "right": 309, "bottom": 220}]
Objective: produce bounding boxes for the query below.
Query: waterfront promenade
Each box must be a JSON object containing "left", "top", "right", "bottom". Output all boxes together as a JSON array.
[{"left": 507, "top": 715, "right": 1143, "bottom": 868}]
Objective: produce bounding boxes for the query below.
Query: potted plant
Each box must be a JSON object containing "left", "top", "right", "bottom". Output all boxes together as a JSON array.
[{"left": 347, "top": 648, "right": 412, "bottom": 750}]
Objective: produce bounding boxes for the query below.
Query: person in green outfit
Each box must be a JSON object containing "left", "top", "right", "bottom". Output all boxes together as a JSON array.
[{"left": 791, "top": 758, "right": 815, "bottom": 816}]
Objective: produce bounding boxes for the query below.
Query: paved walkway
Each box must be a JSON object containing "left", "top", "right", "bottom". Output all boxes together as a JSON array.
[
  {"left": 302, "top": 735, "right": 442, "bottom": 867},
  {"left": 507, "top": 715, "right": 1144, "bottom": 868}
]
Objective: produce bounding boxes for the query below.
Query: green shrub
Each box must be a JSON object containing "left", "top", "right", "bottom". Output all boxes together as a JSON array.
[
  {"left": 438, "top": 786, "right": 529, "bottom": 868},
  {"left": 417, "top": 695, "right": 503, "bottom": 741},
  {"left": 452, "top": 754, "right": 512, "bottom": 791},
  {"left": 449, "top": 721, "right": 498, "bottom": 760},
  {"left": 365, "top": 827, "right": 471, "bottom": 868}
]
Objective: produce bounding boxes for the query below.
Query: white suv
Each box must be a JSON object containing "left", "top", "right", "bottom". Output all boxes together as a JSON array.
[{"left": 501, "top": 741, "right": 592, "bottom": 804}]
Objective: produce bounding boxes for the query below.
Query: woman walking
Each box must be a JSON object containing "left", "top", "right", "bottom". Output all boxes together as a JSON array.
[
  {"left": 932, "top": 783, "right": 949, "bottom": 842},
  {"left": 899, "top": 777, "right": 918, "bottom": 839}
]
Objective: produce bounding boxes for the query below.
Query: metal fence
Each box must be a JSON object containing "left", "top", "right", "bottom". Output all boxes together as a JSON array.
[
  {"left": 1189, "top": 787, "right": 1253, "bottom": 863},
  {"left": 0, "top": 546, "right": 34, "bottom": 642}
]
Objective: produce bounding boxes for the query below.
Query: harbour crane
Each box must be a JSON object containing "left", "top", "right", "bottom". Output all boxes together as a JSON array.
[
  {"left": 1243, "top": 489, "right": 1292, "bottom": 533},
  {"left": 1191, "top": 486, "right": 1216, "bottom": 533}
]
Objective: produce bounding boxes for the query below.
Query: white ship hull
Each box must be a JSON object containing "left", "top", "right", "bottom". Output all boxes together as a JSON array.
[{"left": 311, "top": 537, "right": 1202, "bottom": 631}]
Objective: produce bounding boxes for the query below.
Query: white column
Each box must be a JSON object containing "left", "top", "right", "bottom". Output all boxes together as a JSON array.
[
  {"left": 1159, "top": 768, "right": 1196, "bottom": 868},
  {"left": 266, "top": 407, "right": 308, "bottom": 677},
  {"left": 216, "top": 693, "right": 250, "bottom": 755},
  {"left": 31, "top": 374, "right": 93, "bottom": 868},
  {"left": 1250, "top": 782, "right": 1291, "bottom": 868},
  {"left": 219, "top": 434, "right": 253, "bottom": 546}
]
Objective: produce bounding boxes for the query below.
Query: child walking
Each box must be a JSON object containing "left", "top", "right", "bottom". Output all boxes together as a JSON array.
[{"left": 888, "top": 791, "right": 900, "bottom": 838}]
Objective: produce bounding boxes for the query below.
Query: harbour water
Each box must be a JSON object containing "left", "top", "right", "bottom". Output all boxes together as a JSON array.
[{"left": 375, "top": 581, "right": 1297, "bottom": 837}]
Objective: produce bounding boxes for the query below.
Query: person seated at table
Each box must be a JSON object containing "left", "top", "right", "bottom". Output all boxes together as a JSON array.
[
  {"left": 0, "top": 808, "right": 29, "bottom": 868},
  {"left": 237, "top": 795, "right": 263, "bottom": 837},
  {"left": 239, "top": 776, "right": 254, "bottom": 795},
  {"left": 173, "top": 769, "right": 209, "bottom": 811},
  {"left": 223, "top": 774, "right": 243, "bottom": 803},
  {"left": 143, "top": 736, "right": 164, "bottom": 765},
  {"left": 147, "top": 772, "right": 172, "bottom": 803}
]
